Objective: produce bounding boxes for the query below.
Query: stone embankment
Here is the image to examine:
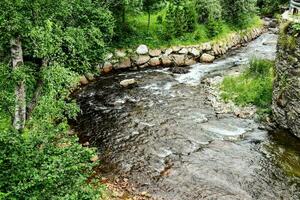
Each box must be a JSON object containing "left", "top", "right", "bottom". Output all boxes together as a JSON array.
[
  {"left": 273, "top": 22, "right": 300, "bottom": 138},
  {"left": 79, "top": 26, "right": 265, "bottom": 85}
]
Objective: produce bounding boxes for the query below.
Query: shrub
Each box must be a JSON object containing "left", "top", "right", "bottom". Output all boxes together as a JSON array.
[{"left": 195, "top": 0, "right": 222, "bottom": 24}]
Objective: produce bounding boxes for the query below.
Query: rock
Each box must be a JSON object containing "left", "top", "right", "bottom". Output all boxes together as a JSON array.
[
  {"left": 263, "top": 41, "right": 277, "bottom": 46},
  {"left": 165, "top": 48, "right": 173, "bottom": 55},
  {"left": 190, "top": 48, "right": 200, "bottom": 57},
  {"left": 149, "top": 49, "right": 161, "bottom": 57},
  {"left": 172, "top": 46, "right": 182, "bottom": 52},
  {"left": 139, "top": 63, "right": 149, "bottom": 69},
  {"left": 169, "top": 67, "right": 190, "bottom": 74},
  {"left": 102, "top": 62, "right": 113, "bottom": 73},
  {"left": 79, "top": 76, "right": 89, "bottom": 85},
  {"left": 200, "top": 53, "right": 215, "bottom": 63},
  {"left": 161, "top": 55, "right": 172, "bottom": 66},
  {"left": 117, "top": 57, "right": 131, "bottom": 69},
  {"left": 85, "top": 73, "right": 95, "bottom": 81},
  {"left": 172, "top": 54, "right": 185, "bottom": 66},
  {"left": 202, "top": 42, "right": 212, "bottom": 51},
  {"left": 136, "top": 55, "right": 150, "bottom": 65},
  {"left": 120, "top": 79, "right": 137, "bottom": 87},
  {"left": 179, "top": 48, "right": 188, "bottom": 54},
  {"left": 136, "top": 44, "right": 148, "bottom": 55},
  {"left": 149, "top": 57, "right": 161, "bottom": 67},
  {"left": 185, "top": 58, "right": 196, "bottom": 66},
  {"left": 115, "top": 49, "right": 126, "bottom": 58}
]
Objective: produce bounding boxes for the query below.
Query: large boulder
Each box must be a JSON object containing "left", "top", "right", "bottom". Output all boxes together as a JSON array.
[
  {"left": 136, "top": 45, "right": 149, "bottom": 55},
  {"left": 189, "top": 48, "right": 201, "bottom": 57},
  {"left": 136, "top": 55, "right": 150, "bottom": 65},
  {"left": 102, "top": 62, "right": 113, "bottom": 73},
  {"left": 116, "top": 57, "right": 131, "bottom": 69},
  {"left": 161, "top": 55, "right": 172, "bottom": 66},
  {"left": 200, "top": 53, "right": 215, "bottom": 63},
  {"left": 149, "top": 49, "right": 162, "bottom": 57},
  {"left": 172, "top": 54, "right": 185, "bottom": 66},
  {"left": 149, "top": 57, "right": 161, "bottom": 67}
]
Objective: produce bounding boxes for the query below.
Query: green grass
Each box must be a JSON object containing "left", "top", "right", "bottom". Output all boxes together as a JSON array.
[
  {"left": 112, "top": 10, "right": 263, "bottom": 49},
  {"left": 220, "top": 59, "right": 274, "bottom": 116}
]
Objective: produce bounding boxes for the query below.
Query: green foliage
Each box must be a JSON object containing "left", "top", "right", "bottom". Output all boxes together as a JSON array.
[
  {"left": 195, "top": 0, "right": 222, "bottom": 23},
  {"left": 222, "top": 0, "right": 257, "bottom": 28},
  {"left": 220, "top": 59, "right": 274, "bottom": 115},
  {"left": 257, "top": 0, "right": 288, "bottom": 16},
  {"left": 165, "top": 1, "right": 196, "bottom": 37}
]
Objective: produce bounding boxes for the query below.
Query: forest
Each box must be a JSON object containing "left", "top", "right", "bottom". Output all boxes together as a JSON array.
[{"left": 0, "top": 0, "right": 291, "bottom": 199}]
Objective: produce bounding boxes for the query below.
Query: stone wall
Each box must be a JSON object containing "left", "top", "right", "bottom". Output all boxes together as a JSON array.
[
  {"left": 273, "top": 22, "right": 300, "bottom": 138},
  {"left": 99, "top": 27, "right": 265, "bottom": 74}
]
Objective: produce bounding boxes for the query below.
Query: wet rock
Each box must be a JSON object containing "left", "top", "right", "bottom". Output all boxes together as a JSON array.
[
  {"left": 169, "top": 67, "right": 190, "bottom": 74},
  {"left": 79, "top": 75, "right": 89, "bottom": 85},
  {"left": 149, "top": 57, "right": 161, "bottom": 67},
  {"left": 120, "top": 79, "right": 137, "bottom": 87},
  {"left": 149, "top": 49, "right": 161, "bottom": 57},
  {"left": 136, "top": 55, "right": 150, "bottom": 65},
  {"left": 161, "top": 55, "right": 172, "bottom": 66},
  {"left": 102, "top": 62, "right": 113, "bottom": 73},
  {"left": 200, "top": 53, "right": 215, "bottom": 63},
  {"left": 136, "top": 45, "right": 148, "bottom": 55}
]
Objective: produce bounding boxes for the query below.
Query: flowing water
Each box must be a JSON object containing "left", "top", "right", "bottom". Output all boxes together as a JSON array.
[{"left": 73, "top": 32, "right": 300, "bottom": 199}]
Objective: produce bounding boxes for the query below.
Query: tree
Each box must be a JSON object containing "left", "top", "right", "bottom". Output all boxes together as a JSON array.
[
  {"left": 222, "top": 0, "right": 257, "bottom": 27},
  {"left": 0, "top": 0, "right": 115, "bottom": 198},
  {"left": 142, "top": 0, "right": 164, "bottom": 33}
]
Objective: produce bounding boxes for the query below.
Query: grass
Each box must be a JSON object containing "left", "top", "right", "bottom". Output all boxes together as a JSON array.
[
  {"left": 220, "top": 59, "right": 274, "bottom": 116},
  {"left": 112, "top": 10, "right": 263, "bottom": 49}
]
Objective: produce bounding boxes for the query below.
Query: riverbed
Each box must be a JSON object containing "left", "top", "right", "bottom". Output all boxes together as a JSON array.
[{"left": 73, "top": 32, "right": 300, "bottom": 200}]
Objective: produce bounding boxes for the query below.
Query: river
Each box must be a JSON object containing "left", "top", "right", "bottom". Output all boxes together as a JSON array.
[{"left": 73, "top": 32, "right": 300, "bottom": 200}]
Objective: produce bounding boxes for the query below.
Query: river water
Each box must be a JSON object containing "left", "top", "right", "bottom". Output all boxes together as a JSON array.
[{"left": 73, "top": 32, "right": 300, "bottom": 199}]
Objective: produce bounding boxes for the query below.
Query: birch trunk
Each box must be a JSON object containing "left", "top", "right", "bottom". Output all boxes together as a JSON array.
[{"left": 10, "top": 37, "right": 26, "bottom": 131}]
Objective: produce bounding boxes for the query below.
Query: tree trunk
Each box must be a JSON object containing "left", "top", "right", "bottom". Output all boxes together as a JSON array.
[
  {"left": 10, "top": 37, "right": 26, "bottom": 131},
  {"left": 147, "top": 11, "right": 151, "bottom": 34}
]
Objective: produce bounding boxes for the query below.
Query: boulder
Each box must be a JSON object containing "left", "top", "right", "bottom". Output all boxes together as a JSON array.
[
  {"left": 172, "top": 54, "right": 185, "bottom": 66},
  {"left": 80, "top": 75, "right": 89, "bottom": 85},
  {"left": 105, "top": 53, "right": 113, "bottom": 60},
  {"left": 185, "top": 58, "right": 197, "bottom": 66},
  {"left": 179, "top": 48, "right": 188, "bottom": 54},
  {"left": 136, "top": 45, "right": 148, "bottom": 55},
  {"left": 117, "top": 57, "right": 131, "bottom": 69},
  {"left": 202, "top": 42, "right": 212, "bottom": 51},
  {"left": 149, "top": 49, "right": 162, "bottom": 57},
  {"left": 200, "top": 53, "right": 215, "bottom": 63},
  {"left": 120, "top": 79, "right": 137, "bottom": 87},
  {"left": 149, "top": 57, "right": 161, "bottom": 67},
  {"left": 172, "top": 46, "right": 182, "bottom": 52},
  {"left": 136, "top": 55, "right": 150, "bottom": 65},
  {"left": 190, "top": 48, "right": 200, "bottom": 57},
  {"left": 102, "top": 62, "right": 113, "bottom": 73},
  {"left": 161, "top": 55, "right": 172, "bottom": 66},
  {"left": 85, "top": 73, "right": 95, "bottom": 81},
  {"left": 165, "top": 48, "right": 173, "bottom": 55}
]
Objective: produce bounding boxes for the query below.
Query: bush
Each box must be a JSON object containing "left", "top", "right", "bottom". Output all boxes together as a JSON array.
[{"left": 220, "top": 59, "right": 274, "bottom": 114}]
